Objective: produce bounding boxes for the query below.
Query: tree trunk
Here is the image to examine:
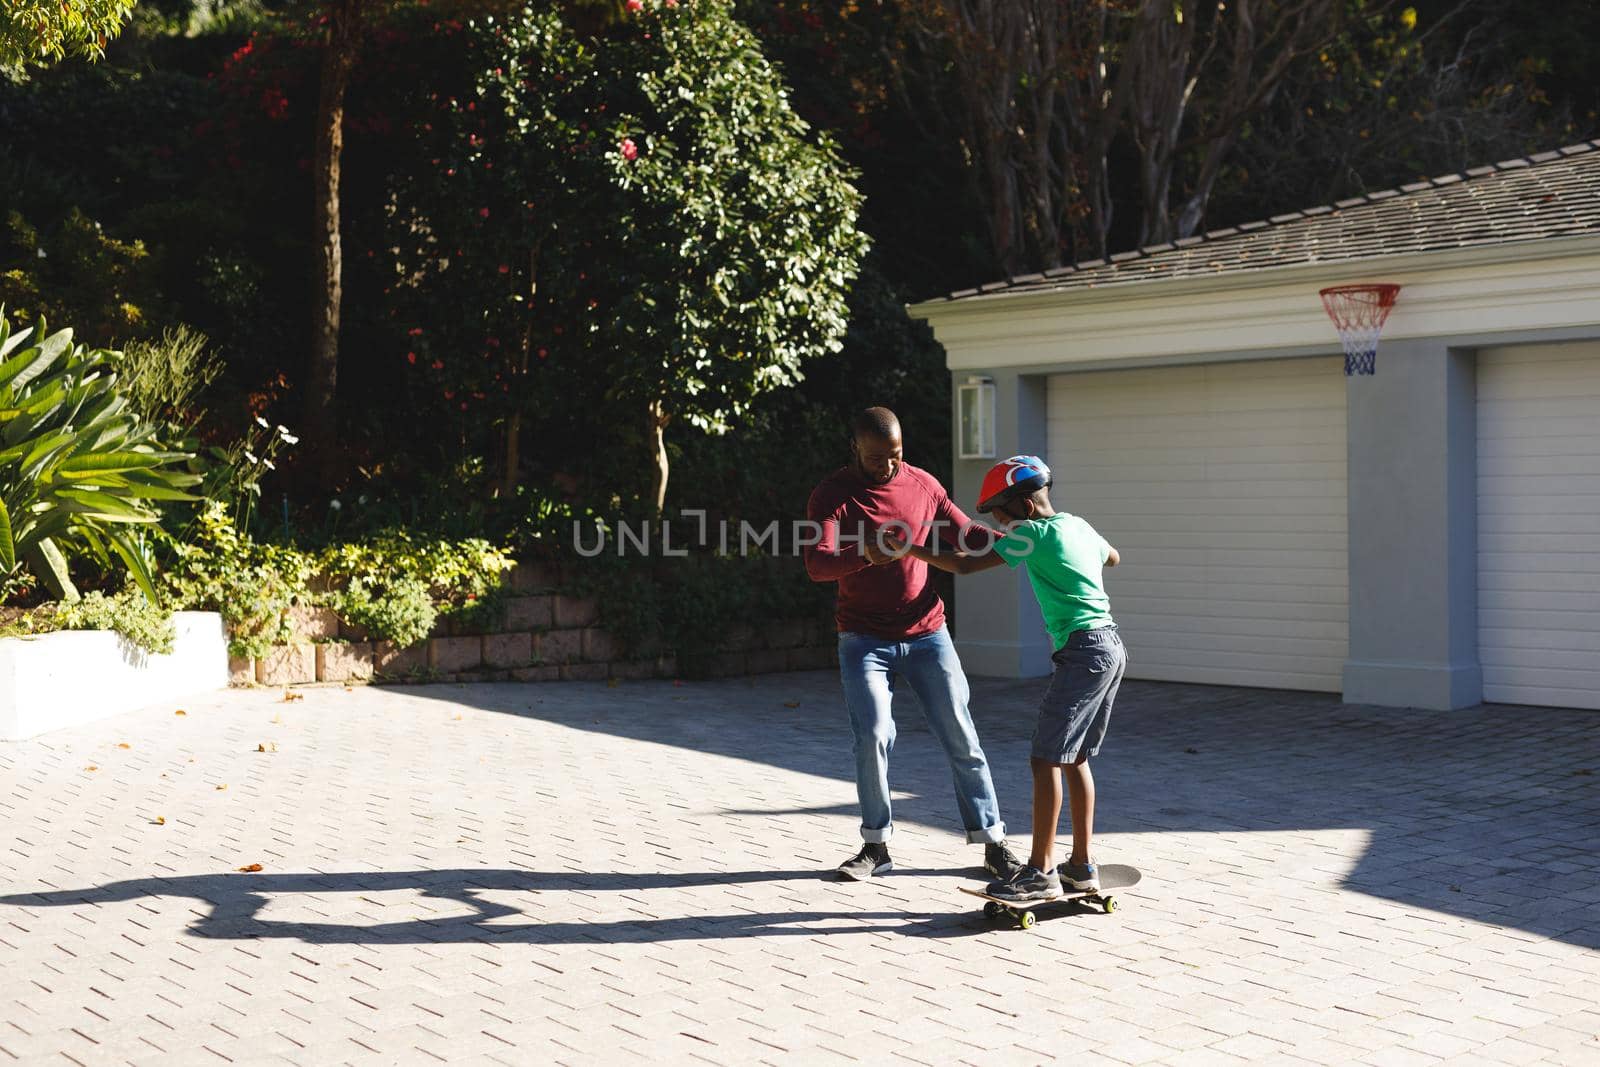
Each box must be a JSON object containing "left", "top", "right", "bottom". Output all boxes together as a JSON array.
[
  {"left": 501, "top": 241, "right": 543, "bottom": 499},
  {"left": 647, "top": 399, "right": 670, "bottom": 516},
  {"left": 303, "top": 0, "right": 363, "bottom": 465}
]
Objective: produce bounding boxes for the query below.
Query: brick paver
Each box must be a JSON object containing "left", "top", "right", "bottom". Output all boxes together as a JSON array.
[{"left": 1, "top": 672, "right": 1597, "bottom": 1065}]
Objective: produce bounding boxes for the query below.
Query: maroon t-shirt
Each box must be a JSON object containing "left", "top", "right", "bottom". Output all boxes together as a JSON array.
[{"left": 804, "top": 463, "right": 988, "bottom": 640}]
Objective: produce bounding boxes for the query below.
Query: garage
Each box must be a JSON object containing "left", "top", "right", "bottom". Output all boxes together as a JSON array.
[
  {"left": 1046, "top": 357, "right": 1349, "bottom": 691},
  {"left": 1477, "top": 341, "right": 1600, "bottom": 709}
]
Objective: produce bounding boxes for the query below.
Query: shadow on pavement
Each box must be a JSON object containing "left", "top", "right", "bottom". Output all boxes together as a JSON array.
[
  {"left": 0, "top": 867, "right": 996, "bottom": 945},
  {"left": 388, "top": 671, "right": 1600, "bottom": 951}
]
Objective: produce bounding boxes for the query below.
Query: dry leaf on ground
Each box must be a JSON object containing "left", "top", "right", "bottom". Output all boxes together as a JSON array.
[
  {"left": 215, "top": 783, "right": 228, "bottom": 791},
  {"left": 256, "top": 742, "right": 278, "bottom": 752},
  {"left": 117, "top": 742, "right": 131, "bottom": 749},
  {"left": 174, "top": 709, "right": 187, "bottom": 716},
  {"left": 84, "top": 765, "right": 98, "bottom": 772},
  {"left": 151, "top": 816, "right": 165, "bottom": 825},
  {"left": 783, "top": 701, "right": 801, "bottom": 708},
  {"left": 236, "top": 863, "right": 263, "bottom": 873}
]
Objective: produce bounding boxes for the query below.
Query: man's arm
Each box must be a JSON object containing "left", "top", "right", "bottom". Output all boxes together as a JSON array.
[
  {"left": 1105, "top": 545, "right": 1120, "bottom": 567},
  {"left": 804, "top": 488, "right": 871, "bottom": 582}
]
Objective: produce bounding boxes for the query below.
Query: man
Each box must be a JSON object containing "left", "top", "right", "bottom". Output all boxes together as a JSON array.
[{"left": 805, "top": 406, "right": 1022, "bottom": 881}]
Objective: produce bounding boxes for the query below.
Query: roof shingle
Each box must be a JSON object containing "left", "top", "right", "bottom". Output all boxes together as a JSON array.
[{"left": 939, "top": 140, "right": 1600, "bottom": 301}]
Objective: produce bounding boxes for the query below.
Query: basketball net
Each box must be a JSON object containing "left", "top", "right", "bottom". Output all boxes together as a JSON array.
[{"left": 1319, "top": 284, "right": 1400, "bottom": 376}]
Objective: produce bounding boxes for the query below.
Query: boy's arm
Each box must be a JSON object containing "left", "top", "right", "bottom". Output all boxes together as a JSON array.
[
  {"left": 1105, "top": 545, "right": 1121, "bottom": 567},
  {"left": 884, "top": 535, "right": 1008, "bottom": 575}
]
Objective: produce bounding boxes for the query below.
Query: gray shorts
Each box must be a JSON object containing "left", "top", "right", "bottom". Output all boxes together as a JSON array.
[{"left": 1032, "top": 625, "right": 1126, "bottom": 764}]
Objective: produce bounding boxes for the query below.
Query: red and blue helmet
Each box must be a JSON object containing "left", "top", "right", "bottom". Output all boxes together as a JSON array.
[{"left": 977, "top": 455, "right": 1052, "bottom": 514}]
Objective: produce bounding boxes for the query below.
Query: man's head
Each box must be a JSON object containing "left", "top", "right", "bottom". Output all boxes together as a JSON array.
[{"left": 849, "top": 406, "right": 903, "bottom": 485}]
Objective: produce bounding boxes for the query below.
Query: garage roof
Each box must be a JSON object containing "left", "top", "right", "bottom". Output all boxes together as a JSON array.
[{"left": 944, "top": 140, "right": 1600, "bottom": 301}]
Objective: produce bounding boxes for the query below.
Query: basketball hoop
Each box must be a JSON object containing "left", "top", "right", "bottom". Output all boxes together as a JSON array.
[{"left": 1320, "top": 283, "right": 1400, "bottom": 376}]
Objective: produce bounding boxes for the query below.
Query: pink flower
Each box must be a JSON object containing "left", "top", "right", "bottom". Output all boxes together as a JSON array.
[
  {"left": 626, "top": 0, "right": 642, "bottom": 10},
  {"left": 498, "top": 264, "right": 509, "bottom": 274},
  {"left": 407, "top": 352, "right": 417, "bottom": 364},
  {"left": 620, "top": 138, "right": 638, "bottom": 161},
  {"left": 408, "top": 327, "right": 423, "bottom": 336},
  {"left": 478, "top": 207, "right": 490, "bottom": 218},
  {"left": 432, "top": 359, "right": 445, "bottom": 370}
]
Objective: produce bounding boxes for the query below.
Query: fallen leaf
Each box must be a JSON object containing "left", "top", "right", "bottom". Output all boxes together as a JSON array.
[
  {"left": 84, "top": 764, "right": 98, "bottom": 772},
  {"left": 174, "top": 709, "right": 187, "bottom": 716},
  {"left": 256, "top": 742, "right": 278, "bottom": 753},
  {"left": 215, "top": 783, "right": 228, "bottom": 791},
  {"left": 783, "top": 701, "right": 800, "bottom": 709},
  {"left": 151, "top": 816, "right": 165, "bottom": 825},
  {"left": 236, "top": 863, "right": 263, "bottom": 873},
  {"left": 270, "top": 712, "right": 283, "bottom": 724},
  {"left": 606, "top": 677, "right": 619, "bottom": 688},
  {"left": 117, "top": 742, "right": 131, "bottom": 749},
  {"left": 451, "top": 712, "right": 464, "bottom": 721}
]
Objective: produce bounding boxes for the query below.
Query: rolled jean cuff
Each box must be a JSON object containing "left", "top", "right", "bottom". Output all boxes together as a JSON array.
[
  {"left": 860, "top": 824, "right": 893, "bottom": 844},
  {"left": 967, "top": 824, "right": 1006, "bottom": 845}
]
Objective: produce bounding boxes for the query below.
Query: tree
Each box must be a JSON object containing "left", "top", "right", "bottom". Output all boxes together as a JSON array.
[
  {"left": 0, "top": 0, "right": 137, "bottom": 73},
  {"left": 884, "top": 0, "right": 1370, "bottom": 273},
  {"left": 391, "top": 0, "right": 868, "bottom": 512},
  {"left": 301, "top": 0, "right": 366, "bottom": 465}
]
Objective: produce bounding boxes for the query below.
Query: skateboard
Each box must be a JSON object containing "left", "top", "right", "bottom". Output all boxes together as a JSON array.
[{"left": 959, "top": 863, "right": 1142, "bottom": 930}]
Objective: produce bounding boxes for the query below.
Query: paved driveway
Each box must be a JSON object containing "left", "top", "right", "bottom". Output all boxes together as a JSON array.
[{"left": 1, "top": 672, "right": 1597, "bottom": 1065}]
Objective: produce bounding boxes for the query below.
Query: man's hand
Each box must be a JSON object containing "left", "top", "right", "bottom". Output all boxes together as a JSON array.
[{"left": 865, "top": 532, "right": 911, "bottom": 565}]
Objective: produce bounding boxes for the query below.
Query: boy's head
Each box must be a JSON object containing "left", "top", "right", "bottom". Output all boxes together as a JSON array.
[{"left": 977, "top": 455, "right": 1053, "bottom": 526}]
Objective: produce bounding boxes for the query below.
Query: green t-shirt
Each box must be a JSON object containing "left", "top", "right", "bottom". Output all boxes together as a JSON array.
[{"left": 994, "top": 512, "right": 1115, "bottom": 649}]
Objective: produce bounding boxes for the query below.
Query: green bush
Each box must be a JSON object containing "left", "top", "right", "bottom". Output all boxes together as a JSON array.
[
  {"left": 331, "top": 576, "right": 436, "bottom": 648},
  {"left": 160, "top": 501, "right": 311, "bottom": 657},
  {"left": 54, "top": 587, "right": 175, "bottom": 654},
  {"left": 578, "top": 549, "right": 831, "bottom": 673},
  {"left": 161, "top": 501, "right": 516, "bottom": 655}
]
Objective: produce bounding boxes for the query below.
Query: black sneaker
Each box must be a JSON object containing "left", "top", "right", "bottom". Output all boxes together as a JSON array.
[
  {"left": 1058, "top": 859, "right": 1099, "bottom": 893},
  {"left": 985, "top": 864, "right": 1062, "bottom": 903},
  {"left": 836, "top": 842, "right": 892, "bottom": 881},
  {"left": 983, "top": 841, "right": 1024, "bottom": 881}
]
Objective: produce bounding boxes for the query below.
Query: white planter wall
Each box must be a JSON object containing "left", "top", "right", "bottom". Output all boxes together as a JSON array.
[{"left": 0, "top": 612, "right": 229, "bottom": 741}]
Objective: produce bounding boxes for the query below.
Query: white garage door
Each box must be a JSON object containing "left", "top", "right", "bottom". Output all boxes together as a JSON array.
[
  {"left": 1478, "top": 342, "right": 1600, "bottom": 710},
  {"left": 1047, "top": 358, "right": 1349, "bottom": 691}
]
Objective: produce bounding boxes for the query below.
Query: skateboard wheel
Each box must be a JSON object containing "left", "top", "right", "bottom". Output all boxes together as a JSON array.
[
  {"left": 983, "top": 901, "right": 1004, "bottom": 919},
  {"left": 1018, "top": 910, "right": 1037, "bottom": 930},
  {"left": 1103, "top": 896, "right": 1118, "bottom": 913}
]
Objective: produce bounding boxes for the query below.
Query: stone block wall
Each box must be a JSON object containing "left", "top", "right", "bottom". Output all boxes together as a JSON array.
[{"left": 234, "top": 560, "right": 839, "bottom": 687}]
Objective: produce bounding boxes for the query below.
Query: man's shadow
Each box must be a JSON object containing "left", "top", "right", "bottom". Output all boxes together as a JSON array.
[{"left": 0, "top": 867, "right": 995, "bottom": 945}]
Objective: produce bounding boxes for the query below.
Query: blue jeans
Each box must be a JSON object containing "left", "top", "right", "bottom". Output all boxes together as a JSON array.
[{"left": 837, "top": 627, "right": 1005, "bottom": 845}]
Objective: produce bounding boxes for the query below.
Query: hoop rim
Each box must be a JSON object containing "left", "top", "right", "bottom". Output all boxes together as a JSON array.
[{"left": 1318, "top": 282, "right": 1402, "bottom": 301}]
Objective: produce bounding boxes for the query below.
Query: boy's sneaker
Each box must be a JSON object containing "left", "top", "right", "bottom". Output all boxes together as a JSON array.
[
  {"left": 837, "top": 842, "right": 893, "bottom": 881},
  {"left": 1059, "top": 860, "right": 1099, "bottom": 893},
  {"left": 984, "top": 841, "right": 1024, "bottom": 881},
  {"left": 985, "top": 864, "right": 1062, "bottom": 903}
]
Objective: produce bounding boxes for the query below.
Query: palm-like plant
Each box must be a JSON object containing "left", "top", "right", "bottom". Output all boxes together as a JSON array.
[{"left": 0, "top": 312, "right": 200, "bottom": 601}]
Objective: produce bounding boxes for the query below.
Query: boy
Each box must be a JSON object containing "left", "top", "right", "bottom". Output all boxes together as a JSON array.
[{"left": 888, "top": 454, "right": 1125, "bottom": 902}]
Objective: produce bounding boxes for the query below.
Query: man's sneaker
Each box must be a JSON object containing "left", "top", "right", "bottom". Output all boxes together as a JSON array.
[
  {"left": 985, "top": 864, "right": 1062, "bottom": 903},
  {"left": 1059, "top": 860, "right": 1099, "bottom": 893},
  {"left": 984, "top": 841, "right": 1024, "bottom": 881},
  {"left": 837, "top": 842, "right": 893, "bottom": 881}
]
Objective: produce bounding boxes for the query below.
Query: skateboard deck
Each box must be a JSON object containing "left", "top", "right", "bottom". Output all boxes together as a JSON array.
[{"left": 959, "top": 863, "right": 1141, "bottom": 929}]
